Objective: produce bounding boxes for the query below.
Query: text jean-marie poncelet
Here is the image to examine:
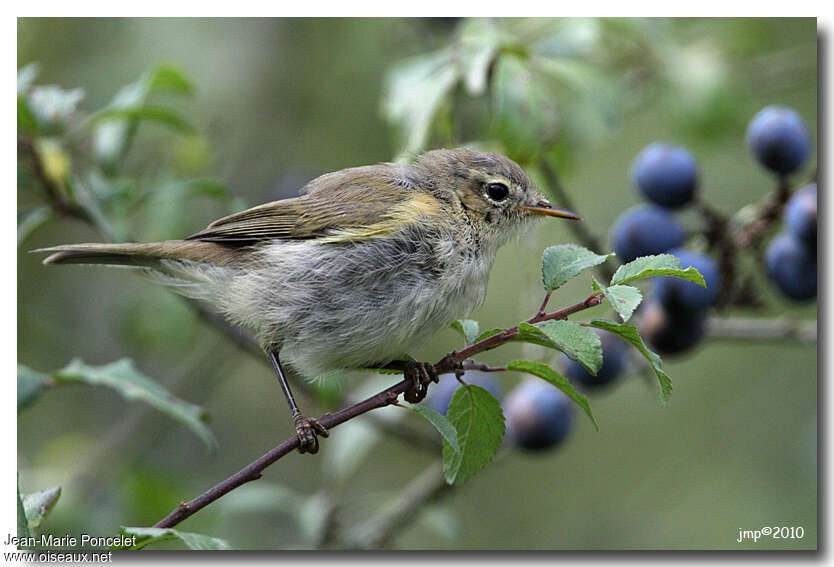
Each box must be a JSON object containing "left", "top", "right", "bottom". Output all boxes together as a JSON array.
[{"left": 5, "top": 533, "right": 137, "bottom": 548}]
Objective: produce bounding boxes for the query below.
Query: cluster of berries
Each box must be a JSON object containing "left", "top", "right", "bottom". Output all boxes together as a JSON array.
[
  {"left": 612, "top": 142, "right": 721, "bottom": 356},
  {"left": 746, "top": 106, "right": 816, "bottom": 302}
]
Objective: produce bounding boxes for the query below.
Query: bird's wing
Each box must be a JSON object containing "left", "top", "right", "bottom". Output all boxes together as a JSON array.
[{"left": 187, "top": 167, "right": 438, "bottom": 243}]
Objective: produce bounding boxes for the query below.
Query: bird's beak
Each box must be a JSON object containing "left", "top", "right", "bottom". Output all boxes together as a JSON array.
[{"left": 517, "top": 201, "right": 582, "bottom": 220}]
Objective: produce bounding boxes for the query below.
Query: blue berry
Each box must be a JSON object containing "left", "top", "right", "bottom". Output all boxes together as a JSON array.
[
  {"left": 611, "top": 205, "right": 686, "bottom": 263},
  {"left": 784, "top": 183, "right": 817, "bottom": 247},
  {"left": 632, "top": 143, "right": 698, "bottom": 209},
  {"left": 765, "top": 231, "right": 817, "bottom": 302},
  {"left": 746, "top": 106, "right": 811, "bottom": 176},
  {"left": 504, "top": 380, "right": 574, "bottom": 451},
  {"left": 654, "top": 248, "right": 722, "bottom": 311},
  {"left": 563, "top": 329, "right": 629, "bottom": 389},
  {"left": 638, "top": 300, "right": 708, "bottom": 355},
  {"left": 425, "top": 371, "right": 503, "bottom": 415}
]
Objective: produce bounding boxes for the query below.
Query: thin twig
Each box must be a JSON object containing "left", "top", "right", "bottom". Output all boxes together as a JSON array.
[
  {"left": 536, "top": 290, "right": 552, "bottom": 317},
  {"left": 346, "top": 462, "right": 450, "bottom": 549},
  {"left": 731, "top": 177, "right": 792, "bottom": 249},
  {"left": 460, "top": 360, "right": 507, "bottom": 372},
  {"left": 707, "top": 316, "right": 817, "bottom": 344}
]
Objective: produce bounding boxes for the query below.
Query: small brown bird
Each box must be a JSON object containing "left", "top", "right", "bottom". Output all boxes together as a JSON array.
[{"left": 37, "top": 148, "right": 580, "bottom": 453}]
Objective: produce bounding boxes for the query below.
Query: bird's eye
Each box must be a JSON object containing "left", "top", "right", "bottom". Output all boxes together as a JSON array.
[{"left": 485, "top": 182, "right": 509, "bottom": 202}]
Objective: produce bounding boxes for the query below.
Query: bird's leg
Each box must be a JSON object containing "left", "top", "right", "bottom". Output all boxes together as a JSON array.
[
  {"left": 384, "top": 360, "right": 440, "bottom": 403},
  {"left": 268, "top": 350, "right": 328, "bottom": 454}
]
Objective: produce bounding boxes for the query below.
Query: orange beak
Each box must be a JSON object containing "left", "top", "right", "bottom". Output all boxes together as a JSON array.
[{"left": 517, "top": 201, "right": 582, "bottom": 220}]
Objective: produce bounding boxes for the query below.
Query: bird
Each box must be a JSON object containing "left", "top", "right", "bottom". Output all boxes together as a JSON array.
[{"left": 36, "top": 148, "right": 581, "bottom": 454}]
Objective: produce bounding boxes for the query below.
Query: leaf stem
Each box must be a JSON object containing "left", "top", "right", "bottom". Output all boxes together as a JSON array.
[{"left": 536, "top": 291, "right": 552, "bottom": 317}]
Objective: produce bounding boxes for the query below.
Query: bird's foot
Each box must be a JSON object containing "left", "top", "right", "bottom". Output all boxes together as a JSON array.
[
  {"left": 293, "top": 413, "right": 329, "bottom": 454},
  {"left": 403, "top": 361, "right": 440, "bottom": 403}
]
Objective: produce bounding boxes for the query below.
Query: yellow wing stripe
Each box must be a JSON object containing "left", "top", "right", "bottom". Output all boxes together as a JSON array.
[{"left": 317, "top": 193, "right": 443, "bottom": 243}]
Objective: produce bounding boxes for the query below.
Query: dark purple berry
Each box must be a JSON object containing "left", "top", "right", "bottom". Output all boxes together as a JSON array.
[
  {"left": 563, "top": 329, "right": 629, "bottom": 389},
  {"left": 784, "top": 183, "right": 817, "bottom": 248},
  {"left": 765, "top": 232, "right": 817, "bottom": 302},
  {"left": 654, "top": 248, "right": 722, "bottom": 311},
  {"left": 504, "top": 380, "right": 574, "bottom": 451},
  {"left": 638, "top": 300, "right": 708, "bottom": 356},
  {"left": 611, "top": 205, "right": 686, "bottom": 263},
  {"left": 747, "top": 106, "right": 811, "bottom": 176},
  {"left": 632, "top": 143, "right": 698, "bottom": 209}
]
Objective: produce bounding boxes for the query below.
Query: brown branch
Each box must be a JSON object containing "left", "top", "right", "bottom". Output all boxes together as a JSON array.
[
  {"left": 731, "top": 177, "right": 792, "bottom": 249},
  {"left": 153, "top": 292, "right": 605, "bottom": 529},
  {"left": 696, "top": 176, "right": 797, "bottom": 310}
]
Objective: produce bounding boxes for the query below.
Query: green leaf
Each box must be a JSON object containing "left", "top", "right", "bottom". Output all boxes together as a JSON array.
[
  {"left": 91, "top": 65, "right": 195, "bottom": 170},
  {"left": 382, "top": 49, "right": 460, "bottom": 156},
  {"left": 17, "top": 485, "right": 32, "bottom": 543},
  {"left": 323, "top": 418, "right": 381, "bottom": 482},
  {"left": 356, "top": 355, "right": 415, "bottom": 375},
  {"left": 506, "top": 360, "right": 598, "bottom": 430},
  {"left": 52, "top": 358, "right": 217, "bottom": 452},
  {"left": 455, "top": 19, "right": 501, "bottom": 95},
  {"left": 18, "top": 96, "right": 39, "bottom": 135},
  {"left": 587, "top": 319, "right": 672, "bottom": 404},
  {"left": 17, "top": 206, "right": 52, "bottom": 246},
  {"left": 450, "top": 319, "right": 480, "bottom": 345},
  {"left": 181, "top": 178, "right": 230, "bottom": 199},
  {"left": 116, "top": 527, "right": 233, "bottom": 550},
  {"left": 515, "top": 320, "right": 603, "bottom": 375},
  {"left": 474, "top": 328, "right": 505, "bottom": 343},
  {"left": 92, "top": 81, "right": 146, "bottom": 167},
  {"left": 147, "top": 65, "right": 194, "bottom": 96},
  {"left": 611, "top": 254, "right": 706, "bottom": 287},
  {"left": 217, "top": 483, "right": 304, "bottom": 516},
  {"left": 406, "top": 405, "right": 460, "bottom": 454},
  {"left": 542, "top": 244, "right": 613, "bottom": 291},
  {"left": 22, "top": 486, "right": 61, "bottom": 533},
  {"left": 89, "top": 106, "right": 194, "bottom": 134},
  {"left": 18, "top": 365, "right": 50, "bottom": 409},
  {"left": 492, "top": 54, "right": 560, "bottom": 160},
  {"left": 442, "top": 385, "right": 505, "bottom": 485},
  {"left": 600, "top": 284, "right": 643, "bottom": 323}
]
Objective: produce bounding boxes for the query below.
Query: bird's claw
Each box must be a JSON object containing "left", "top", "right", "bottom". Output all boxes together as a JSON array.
[
  {"left": 294, "top": 413, "right": 328, "bottom": 454},
  {"left": 403, "top": 361, "right": 439, "bottom": 403}
]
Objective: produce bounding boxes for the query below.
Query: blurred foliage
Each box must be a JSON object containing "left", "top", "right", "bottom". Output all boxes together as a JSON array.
[
  {"left": 17, "top": 18, "right": 816, "bottom": 550},
  {"left": 18, "top": 358, "right": 217, "bottom": 452}
]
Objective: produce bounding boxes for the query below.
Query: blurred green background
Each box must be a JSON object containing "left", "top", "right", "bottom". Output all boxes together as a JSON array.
[{"left": 17, "top": 17, "right": 817, "bottom": 550}]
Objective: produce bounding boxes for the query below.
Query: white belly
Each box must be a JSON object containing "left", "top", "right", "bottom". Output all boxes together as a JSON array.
[{"left": 211, "top": 234, "right": 496, "bottom": 378}]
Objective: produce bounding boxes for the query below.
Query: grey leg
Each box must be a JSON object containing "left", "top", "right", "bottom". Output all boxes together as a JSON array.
[{"left": 268, "top": 350, "right": 328, "bottom": 454}]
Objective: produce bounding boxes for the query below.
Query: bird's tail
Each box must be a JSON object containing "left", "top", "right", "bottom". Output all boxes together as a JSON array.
[{"left": 35, "top": 241, "right": 239, "bottom": 268}]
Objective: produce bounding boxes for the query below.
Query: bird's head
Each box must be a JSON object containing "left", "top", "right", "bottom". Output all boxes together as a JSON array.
[{"left": 414, "top": 148, "right": 581, "bottom": 245}]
